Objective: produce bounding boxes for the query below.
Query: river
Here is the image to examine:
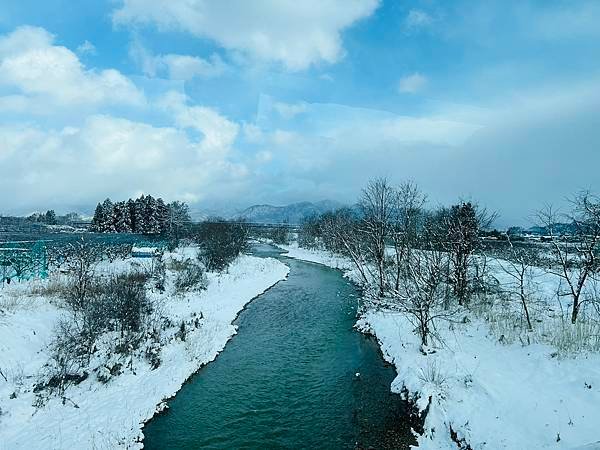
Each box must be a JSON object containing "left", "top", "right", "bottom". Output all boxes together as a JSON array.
[{"left": 143, "top": 244, "right": 415, "bottom": 449}]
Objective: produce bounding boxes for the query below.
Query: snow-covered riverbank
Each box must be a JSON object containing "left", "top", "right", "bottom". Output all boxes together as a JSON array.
[
  {"left": 0, "top": 251, "right": 289, "bottom": 449},
  {"left": 282, "top": 243, "right": 600, "bottom": 450}
]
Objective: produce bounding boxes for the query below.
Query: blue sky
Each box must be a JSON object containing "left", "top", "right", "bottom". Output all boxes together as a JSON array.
[{"left": 1, "top": 0, "right": 599, "bottom": 225}]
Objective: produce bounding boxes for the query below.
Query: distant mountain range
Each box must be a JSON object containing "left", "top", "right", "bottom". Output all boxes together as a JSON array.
[{"left": 234, "top": 200, "right": 344, "bottom": 224}]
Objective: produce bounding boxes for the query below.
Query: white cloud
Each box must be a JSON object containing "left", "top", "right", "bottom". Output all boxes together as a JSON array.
[
  {"left": 113, "top": 0, "right": 380, "bottom": 70},
  {"left": 404, "top": 9, "right": 434, "bottom": 29},
  {"left": 157, "top": 91, "right": 239, "bottom": 157},
  {"left": 128, "top": 39, "right": 159, "bottom": 77},
  {"left": 273, "top": 101, "right": 308, "bottom": 119},
  {"left": 80, "top": 115, "right": 181, "bottom": 172},
  {"left": 241, "top": 122, "right": 264, "bottom": 144},
  {"left": 0, "top": 114, "right": 248, "bottom": 211},
  {"left": 76, "top": 40, "right": 96, "bottom": 55},
  {"left": 129, "top": 40, "right": 226, "bottom": 80},
  {"left": 397, "top": 73, "right": 427, "bottom": 94},
  {"left": 161, "top": 53, "right": 226, "bottom": 80},
  {"left": 0, "top": 26, "right": 254, "bottom": 214},
  {"left": 0, "top": 25, "right": 52, "bottom": 55},
  {"left": 0, "top": 26, "right": 144, "bottom": 110}
]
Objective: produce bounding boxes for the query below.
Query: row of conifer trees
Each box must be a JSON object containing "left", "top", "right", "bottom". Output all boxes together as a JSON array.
[{"left": 90, "top": 195, "right": 190, "bottom": 235}]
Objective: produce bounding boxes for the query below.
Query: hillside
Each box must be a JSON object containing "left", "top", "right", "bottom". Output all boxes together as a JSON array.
[{"left": 235, "top": 200, "right": 343, "bottom": 224}]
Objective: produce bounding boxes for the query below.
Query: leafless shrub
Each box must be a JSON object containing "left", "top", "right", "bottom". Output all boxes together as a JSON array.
[
  {"left": 418, "top": 360, "right": 447, "bottom": 388},
  {"left": 267, "top": 224, "right": 291, "bottom": 245},
  {"left": 62, "top": 239, "right": 103, "bottom": 312},
  {"left": 144, "top": 326, "right": 162, "bottom": 369},
  {"left": 319, "top": 208, "right": 371, "bottom": 284},
  {"left": 7, "top": 362, "right": 25, "bottom": 388},
  {"left": 0, "top": 290, "right": 22, "bottom": 313},
  {"left": 47, "top": 242, "right": 131, "bottom": 271},
  {"left": 172, "top": 258, "right": 208, "bottom": 293},
  {"left": 545, "top": 315, "right": 600, "bottom": 355},
  {"left": 29, "top": 277, "right": 71, "bottom": 299},
  {"left": 152, "top": 254, "right": 167, "bottom": 292},
  {"left": 537, "top": 192, "right": 600, "bottom": 324},
  {"left": 388, "top": 247, "right": 456, "bottom": 350},
  {"left": 298, "top": 215, "right": 322, "bottom": 249},
  {"left": 104, "top": 244, "right": 133, "bottom": 263},
  {"left": 175, "top": 320, "right": 187, "bottom": 341},
  {"left": 35, "top": 319, "right": 90, "bottom": 403},
  {"left": 39, "top": 269, "right": 156, "bottom": 399},
  {"left": 104, "top": 271, "right": 152, "bottom": 334},
  {"left": 494, "top": 236, "right": 542, "bottom": 331},
  {"left": 196, "top": 219, "right": 250, "bottom": 272}
]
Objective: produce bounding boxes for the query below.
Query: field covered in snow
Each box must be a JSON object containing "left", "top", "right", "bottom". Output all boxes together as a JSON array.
[
  {"left": 0, "top": 249, "right": 288, "bottom": 449},
  {"left": 282, "top": 243, "right": 600, "bottom": 450}
]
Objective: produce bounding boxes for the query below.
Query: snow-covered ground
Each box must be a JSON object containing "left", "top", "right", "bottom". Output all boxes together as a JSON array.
[
  {"left": 0, "top": 249, "right": 289, "bottom": 449},
  {"left": 282, "top": 243, "right": 600, "bottom": 450}
]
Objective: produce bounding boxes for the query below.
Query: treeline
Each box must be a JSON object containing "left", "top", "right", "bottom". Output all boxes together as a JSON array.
[
  {"left": 26, "top": 210, "right": 58, "bottom": 225},
  {"left": 26, "top": 211, "right": 82, "bottom": 226},
  {"left": 298, "top": 178, "right": 600, "bottom": 348},
  {"left": 299, "top": 180, "right": 494, "bottom": 305},
  {"left": 90, "top": 195, "right": 190, "bottom": 236}
]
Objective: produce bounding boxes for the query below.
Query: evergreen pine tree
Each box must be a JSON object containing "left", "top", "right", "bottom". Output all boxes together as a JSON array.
[
  {"left": 144, "top": 195, "right": 160, "bottom": 234},
  {"left": 156, "top": 198, "right": 169, "bottom": 234},
  {"left": 134, "top": 195, "right": 146, "bottom": 233},
  {"left": 91, "top": 203, "right": 104, "bottom": 232},
  {"left": 45, "top": 210, "right": 57, "bottom": 225},
  {"left": 101, "top": 198, "right": 116, "bottom": 232},
  {"left": 113, "top": 201, "right": 131, "bottom": 232},
  {"left": 91, "top": 195, "right": 192, "bottom": 235},
  {"left": 126, "top": 199, "right": 136, "bottom": 232}
]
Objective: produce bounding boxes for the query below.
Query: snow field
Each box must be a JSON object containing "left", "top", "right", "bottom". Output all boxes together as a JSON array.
[{"left": 0, "top": 249, "right": 289, "bottom": 449}]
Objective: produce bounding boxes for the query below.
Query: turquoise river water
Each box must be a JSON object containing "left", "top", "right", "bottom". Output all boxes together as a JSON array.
[{"left": 143, "top": 244, "right": 415, "bottom": 449}]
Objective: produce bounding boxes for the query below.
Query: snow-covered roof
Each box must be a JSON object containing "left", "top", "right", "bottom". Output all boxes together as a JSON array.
[{"left": 131, "top": 246, "right": 159, "bottom": 254}]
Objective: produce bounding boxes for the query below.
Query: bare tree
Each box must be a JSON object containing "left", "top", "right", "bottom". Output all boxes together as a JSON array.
[
  {"left": 388, "top": 231, "right": 454, "bottom": 350},
  {"left": 390, "top": 181, "right": 426, "bottom": 291},
  {"left": 360, "top": 178, "right": 395, "bottom": 297},
  {"left": 320, "top": 208, "right": 370, "bottom": 284},
  {"left": 267, "top": 223, "right": 290, "bottom": 245},
  {"left": 538, "top": 192, "right": 600, "bottom": 323},
  {"left": 57, "top": 239, "right": 105, "bottom": 357},
  {"left": 8, "top": 251, "right": 35, "bottom": 281},
  {"left": 0, "top": 260, "right": 9, "bottom": 287},
  {"left": 63, "top": 238, "right": 103, "bottom": 312},
  {"left": 166, "top": 201, "right": 191, "bottom": 242},
  {"left": 298, "top": 214, "right": 321, "bottom": 249},
  {"left": 196, "top": 219, "right": 250, "bottom": 272},
  {"left": 496, "top": 236, "right": 541, "bottom": 331}
]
